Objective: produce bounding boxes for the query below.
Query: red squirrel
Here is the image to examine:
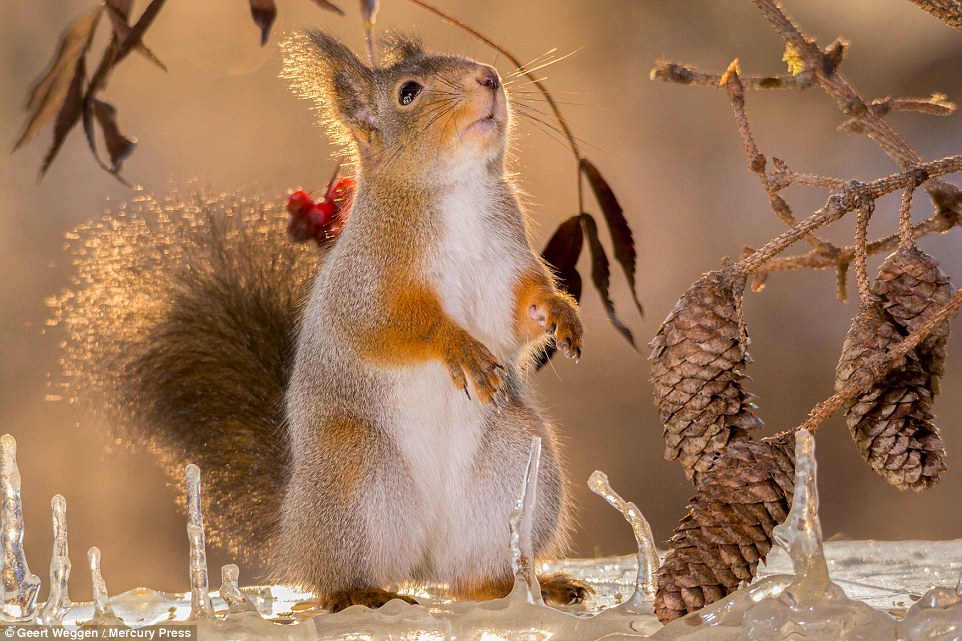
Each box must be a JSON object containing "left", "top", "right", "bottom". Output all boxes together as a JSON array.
[{"left": 58, "top": 31, "right": 587, "bottom": 611}]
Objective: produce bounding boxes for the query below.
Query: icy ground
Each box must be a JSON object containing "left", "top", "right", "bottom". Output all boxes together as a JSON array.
[{"left": 1, "top": 432, "right": 960, "bottom": 640}]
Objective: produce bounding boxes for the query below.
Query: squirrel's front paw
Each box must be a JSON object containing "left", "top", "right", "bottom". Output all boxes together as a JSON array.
[
  {"left": 530, "top": 296, "right": 583, "bottom": 360},
  {"left": 445, "top": 339, "right": 501, "bottom": 403}
]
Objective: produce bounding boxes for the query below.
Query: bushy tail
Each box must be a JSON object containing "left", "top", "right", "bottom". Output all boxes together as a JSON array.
[{"left": 56, "top": 189, "right": 323, "bottom": 560}]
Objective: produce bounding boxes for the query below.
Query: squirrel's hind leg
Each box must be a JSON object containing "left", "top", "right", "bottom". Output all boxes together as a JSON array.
[{"left": 272, "top": 412, "right": 428, "bottom": 601}]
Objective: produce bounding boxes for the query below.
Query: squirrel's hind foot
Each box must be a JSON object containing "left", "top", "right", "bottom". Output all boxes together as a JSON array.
[
  {"left": 453, "top": 573, "right": 594, "bottom": 605},
  {"left": 538, "top": 573, "right": 594, "bottom": 605},
  {"left": 321, "top": 588, "right": 418, "bottom": 612}
]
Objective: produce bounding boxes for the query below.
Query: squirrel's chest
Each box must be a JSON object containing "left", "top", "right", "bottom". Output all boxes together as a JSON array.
[{"left": 425, "top": 193, "right": 523, "bottom": 355}]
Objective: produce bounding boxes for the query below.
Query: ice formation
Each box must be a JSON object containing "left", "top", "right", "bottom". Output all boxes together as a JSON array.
[
  {"left": 0, "top": 431, "right": 959, "bottom": 640},
  {"left": 0, "top": 434, "right": 41, "bottom": 621},
  {"left": 588, "top": 469, "right": 659, "bottom": 610},
  {"left": 37, "top": 494, "right": 71, "bottom": 625}
]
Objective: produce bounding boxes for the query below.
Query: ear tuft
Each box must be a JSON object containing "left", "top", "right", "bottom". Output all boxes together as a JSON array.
[
  {"left": 281, "top": 30, "right": 378, "bottom": 151},
  {"left": 380, "top": 32, "right": 424, "bottom": 66}
]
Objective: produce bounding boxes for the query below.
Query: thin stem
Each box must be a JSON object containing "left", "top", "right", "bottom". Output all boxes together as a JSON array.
[
  {"left": 899, "top": 185, "right": 916, "bottom": 248},
  {"left": 854, "top": 197, "right": 874, "bottom": 308}
]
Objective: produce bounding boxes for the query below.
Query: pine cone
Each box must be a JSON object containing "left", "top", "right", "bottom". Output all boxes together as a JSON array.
[
  {"left": 654, "top": 433, "right": 796, "bottom": 623},
  {"left": 835, "top": 302, "right": 947, "bottom": 491},
  {"left": 649, "top": 269, "right": 764, "bottom": 481},
  {"left": 874, "top": 247, "right": 953, "bottom": 391}
]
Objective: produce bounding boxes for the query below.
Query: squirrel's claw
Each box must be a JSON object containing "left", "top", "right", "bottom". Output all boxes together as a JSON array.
[
  {"left": 539, "top": 574, "right": 594, "bottom": 605},
  {"left": 534, "top": 296, "right": 583, "bottom": 361},
  {"left": 446, "top": 339, "right": 502, "bottom": 403}
]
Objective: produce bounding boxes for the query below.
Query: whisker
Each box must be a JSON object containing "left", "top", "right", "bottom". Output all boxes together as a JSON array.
[
  {"left": 508, "top": 47, "right": 583, "bottom": 79},
  {"left": 511, "top": 105, "right": 601, "bottom": 151},
  {"left": 506, "top": 47, "right": 558, "bottom": 79},
  {"left": 509, "top": 95, "right": 607, "bottom": 110},
  {"left": 503, "top": 75, "right": 549, "bottom": 88}
]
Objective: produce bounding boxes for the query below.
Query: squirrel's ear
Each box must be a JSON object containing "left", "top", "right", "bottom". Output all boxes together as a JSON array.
[
  {"left": 380, "top": 32, "right": 424, "bottom": 66},
  {"left": 282, "top": 30, "right": 379, "bottom": 148}
]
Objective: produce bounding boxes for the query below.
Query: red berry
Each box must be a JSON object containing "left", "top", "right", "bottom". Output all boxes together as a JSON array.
[
  {"left": 287, "top": 190, "right": 315, "bottom": 217},
  {"left": 310, "top": 200, "right": 336, "bottom": 227},
  {"left": 325, "top": 177, "right": 357, "bottom": 212}
]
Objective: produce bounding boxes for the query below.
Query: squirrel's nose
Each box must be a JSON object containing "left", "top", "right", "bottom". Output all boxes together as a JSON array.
[{"left": 477, "top": 66, "right": 500, "bottom": 91}]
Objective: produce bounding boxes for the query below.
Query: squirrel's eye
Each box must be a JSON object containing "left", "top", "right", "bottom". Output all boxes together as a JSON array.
[{"left": 398, "top": 81, "right": 423, "bottom": 106}]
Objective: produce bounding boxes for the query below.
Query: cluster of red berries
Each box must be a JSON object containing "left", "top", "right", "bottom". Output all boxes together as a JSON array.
[{"left": 287, "top": 176, "right": 357, "bottom": 245}]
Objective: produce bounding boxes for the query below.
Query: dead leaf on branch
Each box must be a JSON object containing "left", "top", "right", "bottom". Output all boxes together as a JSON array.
[
  {"left": 581, "top": 158, "right": 644, "bottom": 317},
  {"left": 581, "top": 211, "right": 636, "bottom": 348},
  {"left": 249, "top": 0, "right": 278, "bottom": 46},
  {"left": 92, "top": 99, "right": 137, "bottom": 174},
  {"left": 310, "top": 0, "right": 345, "bottom": 15},
  {"left": 104, "top": 1, "right": 167, "bottom": 71},
  {"left": 14, "top": 8, "right": 102, "bottom": 156}
]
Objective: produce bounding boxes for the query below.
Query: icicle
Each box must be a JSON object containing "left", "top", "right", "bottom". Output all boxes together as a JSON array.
[
  {"left": 219, "top": 564, "right": 257, "bottom": 615},
  {"left": 0, "top": 434, "right": 41, "bottom": 622},
  {"left": 508, "top": 436, "right": 544, "bottom": 605},
  {"left": 740, "top": 429, "right": 897, "bottom": 640},
  {"left": 38, "top": 495, "right": 71, "bottom": 625},
  {"left": 87, "top": 547, "right": 123, "bottom": 625},
  {"left": 186, "top": 464, "right": 214, "bottom": 619},
  {"left": 771, "top": 429, "right": 830, "bottom": 597},
  {"left": 588, "top": 470, "right": 658, "bottom": 612}
]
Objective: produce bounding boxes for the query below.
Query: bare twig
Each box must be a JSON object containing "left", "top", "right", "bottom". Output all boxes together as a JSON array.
[
  {"left": 651, "top": 60, "right": 815, "bottom": 90},
  {"left": 736, "top": 154, "right": 962, "bottom": 275},
  {"left": 790, "top": 287, "right": 962, "bottom": 435},
  {"left": 751, "top": 0, "right": 962, "bottom": 215},
  {"left": 871, "top": 94, "right": 957, "bottom": 117},
  {"left": 723, "top": 64, "right": 825, "bottom": 248}
]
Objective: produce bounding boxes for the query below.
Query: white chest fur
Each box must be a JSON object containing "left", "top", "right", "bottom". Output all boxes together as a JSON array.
[
  {"left": 367, "top": 181, "right": 531, "bottom": 582},
  {"left": 427, "top": 183, "right": 525, "bottom": 358}
]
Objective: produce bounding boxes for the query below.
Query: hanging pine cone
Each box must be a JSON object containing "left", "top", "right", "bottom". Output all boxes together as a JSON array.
[
  {"left": 649, "top": 269, "right": 764, "bottom": 481},
  {"left": 835, "top": 301, "right": 947, "bottom": 491},
  {"left": 654, "top": 433, "right": 796, "bottom": 623},
  {"left": 874, "top": 247, "right": 954, "bottom": 391}
]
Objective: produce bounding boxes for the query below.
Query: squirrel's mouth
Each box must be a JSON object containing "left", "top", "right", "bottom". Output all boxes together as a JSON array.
[
  {"left": 465, "top": 108, "right": 500, "bottom": 135},
  {"left": 464, "top": 92, "right": 503, "bottom": 135}
]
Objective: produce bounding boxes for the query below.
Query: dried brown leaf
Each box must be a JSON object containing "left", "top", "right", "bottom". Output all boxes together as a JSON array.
[
  {"left": 15, "top": 8, "right": 102, "bottom": 154},
  {"left": 249, "top": 0, "right": 277, "bottom": 46},
  {"left": 580, "top": 158, "right": 644, "bottom": 317},
  {"left": 581, "top": 212, "right": 635, "bottom": 348},
  {"left": 360, "top": 0, "right": 379, "bottom": 26},
  {"left": 104, "top": 2, "right": 167, "bottom": 71},
  {"left": 310, "top": 0, "right": 345, "bottom": 15},
  {"left": 93, "top": 99, "right": 137, "bottom": 174}
]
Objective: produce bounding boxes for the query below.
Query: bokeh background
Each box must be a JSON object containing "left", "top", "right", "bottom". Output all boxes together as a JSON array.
[{"left": 2, "top": 0, "right": 961, "bottom": 600}]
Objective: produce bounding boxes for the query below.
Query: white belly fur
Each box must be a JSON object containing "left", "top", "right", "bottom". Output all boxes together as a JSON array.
[{"left": 368, "top": 186, "right": 527, "bottom": 584}]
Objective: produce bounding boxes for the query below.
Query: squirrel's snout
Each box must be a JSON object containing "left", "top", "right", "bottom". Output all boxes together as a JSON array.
[{"left": 476, "top": 66, "right": 501, "bottom": 91}]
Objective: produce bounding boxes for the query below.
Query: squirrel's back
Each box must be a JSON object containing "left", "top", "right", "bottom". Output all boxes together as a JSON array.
[{"left": 56, "top": 189, "right": 323, "bottom": 559}]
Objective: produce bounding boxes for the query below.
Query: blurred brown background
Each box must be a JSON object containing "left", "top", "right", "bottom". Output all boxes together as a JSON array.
[{"left": 2, "top": 0, "right": 961, "bottom": 601}]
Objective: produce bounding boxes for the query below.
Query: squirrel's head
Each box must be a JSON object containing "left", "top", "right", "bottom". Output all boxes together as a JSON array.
[{"left": 282, "top": 30, "right": 508, "bottom": 183}]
